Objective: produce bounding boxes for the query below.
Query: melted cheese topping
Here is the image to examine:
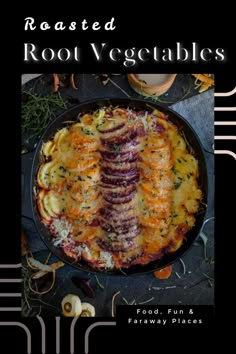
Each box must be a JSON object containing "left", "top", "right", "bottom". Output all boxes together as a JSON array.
[{"left": 37, "top": 107, "right": 203, "bottom": 269}]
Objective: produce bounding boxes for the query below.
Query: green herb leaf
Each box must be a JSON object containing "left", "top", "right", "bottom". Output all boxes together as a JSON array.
[
  {"left": 75, "top": 231, "right": 83, "bottom": 236},
  {"left": 82, "top": 128, "right": 94, "bottom": 135},
  {"left": 109, "top": 144, "right": 121, "bottom": 152},
  {"left": 171, "top": 166, "right": 178, "bottom": 175},
  {"left": 59, "top": 166, "right": 67, "bottom": 172},
  {"left": 22, "top": 91, "right": 68, "bottom": 143},
  {"left": 174, "top": 181, "right": 182, "bottom": 190}
]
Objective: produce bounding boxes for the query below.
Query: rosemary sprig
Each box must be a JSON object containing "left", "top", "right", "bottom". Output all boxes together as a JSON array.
[
  {"left": 22, "top": 260, "right": 60, "bottom": 317},
  {"left": 22, "top": 90, "right": 68, "bottom": 143}
]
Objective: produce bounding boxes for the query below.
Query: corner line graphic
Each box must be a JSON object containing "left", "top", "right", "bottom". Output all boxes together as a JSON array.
[
  {"left": 84, "top": 321, "right": 116, "bottom": 354},
  {"left": 0, "top": 321, "right": 31, "bottom": 354},
  {"left": 215, "top": 150, "right": 236, "bottom": 160}
]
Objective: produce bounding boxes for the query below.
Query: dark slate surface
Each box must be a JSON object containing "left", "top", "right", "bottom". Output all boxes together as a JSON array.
[{"left": 21, "top": 74, "right": 214, "bottom": 317}]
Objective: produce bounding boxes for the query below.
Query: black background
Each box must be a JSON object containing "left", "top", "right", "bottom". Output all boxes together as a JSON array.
[{"left": 0, "top": 11, "right": 235, "bottom": 353}]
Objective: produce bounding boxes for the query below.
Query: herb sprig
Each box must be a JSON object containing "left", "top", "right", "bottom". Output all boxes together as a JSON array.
[{"left": 22, "top": 90, "right": 68, "bottom": 142}]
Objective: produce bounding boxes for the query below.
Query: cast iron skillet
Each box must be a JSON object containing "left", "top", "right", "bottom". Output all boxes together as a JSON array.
[{"left": 28, "top": 98, "right": 208, "bottom": 275}]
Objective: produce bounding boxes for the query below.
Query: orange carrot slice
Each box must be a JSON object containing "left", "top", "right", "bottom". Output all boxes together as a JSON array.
[
  {"left": 154, "top": 265, "right": 172, "bottom": 279},
  {"left": 192, "top": 74, "right": 214, "bottom": 85}
]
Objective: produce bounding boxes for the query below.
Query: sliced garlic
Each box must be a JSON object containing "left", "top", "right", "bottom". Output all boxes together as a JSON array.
[
  {"left": 80, "top": 303, "right": 96, "bottom": 317},
  {"left": 61, "top": 294, "right": 82, "bottom": 317}
]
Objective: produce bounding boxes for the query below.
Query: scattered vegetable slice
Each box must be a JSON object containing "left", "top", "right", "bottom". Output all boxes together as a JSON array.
[
  {"left": 61, "top": 294, "right": 82, "bottom": 317},
  {"left": 154, "top": 265, "right": 173, "bottom": 279},
  {"left": 192, "top": 74, "right": 214, "bottom": 92},
  {"left": 53, "top": 74, "right": 60, "bottom": 92},
  {"left": 71, "top": 277, "right": 95, "bottom": 298},
  {"left": 81, "top": 303, "right": 95, "bottom": 317},
  {"left": 29, "top": 271, "right": 55, "bottom": 295}
]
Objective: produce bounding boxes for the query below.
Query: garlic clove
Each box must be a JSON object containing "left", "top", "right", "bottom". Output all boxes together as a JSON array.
[
  {"left": 61, "top": 294, "right": 82, "bottom": 317},
  {"left": 81, "top": 303, "right": 96, "bottom": 317}
]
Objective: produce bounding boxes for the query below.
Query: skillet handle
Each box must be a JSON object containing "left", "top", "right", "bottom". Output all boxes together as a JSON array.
[{"left": 21, "top": 150, "right": 35, "bottom": 220}]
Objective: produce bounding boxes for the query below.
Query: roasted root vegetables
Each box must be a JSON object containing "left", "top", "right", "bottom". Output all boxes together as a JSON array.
[{"left": 36, "top": 107, "right": 202, "bottom": 270}]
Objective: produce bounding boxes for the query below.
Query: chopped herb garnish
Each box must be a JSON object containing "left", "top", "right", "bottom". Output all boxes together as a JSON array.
[
  {"left": 171, "top": 166, "right": 178, "bottom": 175},
  {"left": 187, "top": 172, "right": 194, "bottom": 179},
  {"left": 94, "top": 110, "right": 101, "bottom": 118},
  {"left": 59, "top": 175, "right": 65, "bottom": 178},
  {"left": 82, "top": 127, "right": 94, "bottom": 135},
  {"left": 82, "top": 206, "right": 91, "bottom": 209},
  {"left": 87, "top": 175, "right": 92, "bottom": 179},
  {"left": 174, "top": 181, "right": 182, "bottom": 190},
  {"left": 109, "top": 144, "right": 121, "bottom": 152},
  {"left": 177, "top": 158, "right": 182, "bottom": 163},
  {"left": 59, "top": 166, "right": 67, "bottom": 172},
  {"left": 78, "top": 176, "right": 84, "bottom": 181},
  {"left": 75, "top": 231, "right": 83, "bottom": 236}
]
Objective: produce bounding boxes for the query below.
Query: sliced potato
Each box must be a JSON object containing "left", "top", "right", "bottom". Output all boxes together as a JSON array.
[{"left": 37, "top": 190, "right": 52, "bottom": 223}]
